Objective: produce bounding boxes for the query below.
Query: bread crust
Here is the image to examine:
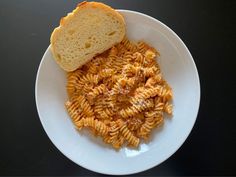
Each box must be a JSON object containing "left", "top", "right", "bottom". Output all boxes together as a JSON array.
[{"left": 50, "top": 1, "right": 125, "bottom": 71}]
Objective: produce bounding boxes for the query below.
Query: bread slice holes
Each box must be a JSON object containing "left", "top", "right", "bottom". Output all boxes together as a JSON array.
[
  {"left": 85, "top": 42, "right": 91, "bottom": 48},
  {"left": 108, "top": 31, "right": 116, "bottom": 36},
  {"left": 57, "top": 54, "right": 62, "bottom": 61},
  {"left": 68, "top": 29, "right": 75, "bottom": 35}
]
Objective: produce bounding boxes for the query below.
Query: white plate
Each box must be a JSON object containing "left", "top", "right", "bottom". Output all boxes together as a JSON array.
[{"left": 35, "top": 10, "right": 200, "bottom": 175}]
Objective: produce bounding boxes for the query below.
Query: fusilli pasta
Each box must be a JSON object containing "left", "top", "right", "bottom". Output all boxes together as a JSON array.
[{"left": 65, "top": 37, "right": 173, "bottom": 149}]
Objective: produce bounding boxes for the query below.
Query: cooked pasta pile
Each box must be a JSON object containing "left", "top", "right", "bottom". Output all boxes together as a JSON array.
[{"left": 65, "top": 37, "right": 173, "bottom": 149}]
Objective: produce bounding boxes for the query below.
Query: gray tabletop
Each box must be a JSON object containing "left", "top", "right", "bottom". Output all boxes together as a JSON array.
[{"left": 0, "top": 0, "right": 235, "bottom": 176}]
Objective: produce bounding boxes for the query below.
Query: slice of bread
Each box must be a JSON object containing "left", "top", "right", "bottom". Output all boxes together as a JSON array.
[{"left": 50, "top": 1, "right": 125, "bottom": 72}]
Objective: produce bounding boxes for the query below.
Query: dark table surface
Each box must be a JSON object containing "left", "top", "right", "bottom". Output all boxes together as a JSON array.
[{"left": 0, "top": 0, "right": 235, "bottom": 176}]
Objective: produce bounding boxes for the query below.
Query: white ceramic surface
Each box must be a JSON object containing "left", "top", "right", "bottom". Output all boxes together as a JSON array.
[{"left": 35, "top": 10, "right": 200, "bottom": 175}]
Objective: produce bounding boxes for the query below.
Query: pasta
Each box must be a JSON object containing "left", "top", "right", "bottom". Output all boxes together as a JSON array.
[
  {"left": 75, "top": 117, "right": 109, "bottom": 136},
  {"left": 65, "top": 37, "right": 173, "bottom": 149},
  {"left": 87, "top": 84, "right": 107, "bottom": 102},
  {"left": 117, "top": 119, "right": 140, "bottom": 147},
  {"left": 120, "top": 99, "right": 154, "bottom": 118}
]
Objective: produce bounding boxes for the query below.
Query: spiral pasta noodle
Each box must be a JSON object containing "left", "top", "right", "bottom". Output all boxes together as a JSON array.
[
  {"left": 65, "top": 36, "right": 173, "bottom": 149},
  {"left": 120, "top": 99, "right": 154, "bottom": 118},
  {"left": 87, "top": 84, "right": 107, "bottom": 102},
  {"left": 117, "top": 119, "right": 140, "bottom": 147},
  {"left": 75, "top": 117, "right": 109, "bottom": 136}
]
